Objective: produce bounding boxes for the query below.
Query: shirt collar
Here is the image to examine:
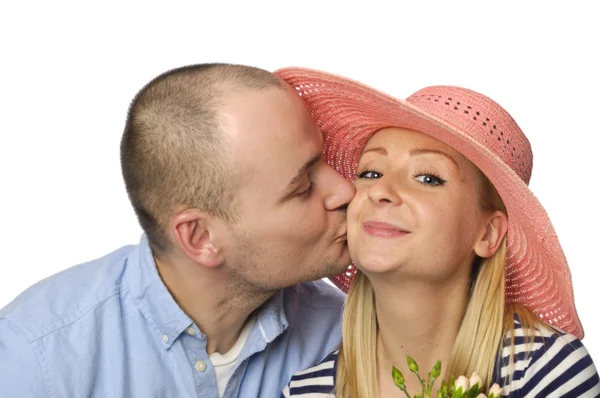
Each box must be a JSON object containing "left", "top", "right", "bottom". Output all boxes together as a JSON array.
[
  {"left": 126, "top": 234, "right": 194, "bottom": 350},
  {"left": 125, "top": 234, "right": 290, "bottom": 353},
  {"left": 235, "top": 289, "right": 290, "bottom": 365},
  {"left": 255, "top": 289, "right": 288, "bottom": 344}
]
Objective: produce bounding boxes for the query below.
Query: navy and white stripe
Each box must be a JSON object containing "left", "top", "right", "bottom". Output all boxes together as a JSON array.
[
  {"left": 282, "top": 319, "right": 600, "bottom": 397},
  {"left": 282, "top": 350, "right": 338, "bottom": 397},
  {"left": 496, "top": 320, "right": 600, "bottom": 397}
]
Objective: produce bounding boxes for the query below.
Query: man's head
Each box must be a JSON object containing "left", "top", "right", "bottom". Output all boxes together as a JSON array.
[{"left": 121, "top": 63, "right": 354, "bottom": 291}]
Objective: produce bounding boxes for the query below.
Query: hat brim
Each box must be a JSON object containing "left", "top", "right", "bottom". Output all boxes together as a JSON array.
[{"left": 276, "top": 67, "right": 583, "bottom": 339}]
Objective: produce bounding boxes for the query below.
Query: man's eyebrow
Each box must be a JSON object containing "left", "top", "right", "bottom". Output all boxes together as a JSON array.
[
  {"left": 409, "top": 148, "right": 458, "bottom": 167},
  {"left": 287, "top": 153, "right": 321, "bottom": 189}
]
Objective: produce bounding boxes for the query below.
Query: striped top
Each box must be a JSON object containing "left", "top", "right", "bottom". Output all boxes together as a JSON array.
[{"left": 282, "top": 319, "right": 600, "bottom": 397}]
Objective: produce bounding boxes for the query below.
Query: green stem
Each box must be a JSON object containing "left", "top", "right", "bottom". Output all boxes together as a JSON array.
[
  {"left": 415, "top": 373, "right": 426, "bottom": 397},
  {"left": 426, "top": 372, "right": 431, "bottom": 396},
  {"left": 400, "top": 386, "right": 411, "bottom": 398}
]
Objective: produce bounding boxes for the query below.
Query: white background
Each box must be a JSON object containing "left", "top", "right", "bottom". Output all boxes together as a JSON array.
[{"left": 1, "top": 1, "right": 598, "bottom": 362}]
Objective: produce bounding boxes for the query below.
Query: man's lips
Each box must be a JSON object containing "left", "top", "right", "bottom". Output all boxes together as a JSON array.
[
  {"left": 362, "top": 221, "right": 410, "bottom": 238},
  {"left": 335, "top": 232, "right": 348, "bottom": 242}
]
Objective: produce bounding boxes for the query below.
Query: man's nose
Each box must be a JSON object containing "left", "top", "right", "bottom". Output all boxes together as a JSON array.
[{"left": 322, "top": 165, "right": 356, "bottom": 211}]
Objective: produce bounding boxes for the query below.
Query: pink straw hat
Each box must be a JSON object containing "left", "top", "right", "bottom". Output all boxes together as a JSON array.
[{"left": 275, "top": 67, "right": 583, "bottom": 339}]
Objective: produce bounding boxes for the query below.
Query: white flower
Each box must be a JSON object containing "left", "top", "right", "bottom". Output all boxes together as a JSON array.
[
  {"left": 469, "top": 372, "right": 483, "bottom": 391},
  {"left": 476, "top": 394, "right": 487, "bottom": 398},
  {"left": 455, "top": 375, "right": 470, "bottom": 393},
  {"left": 488, "top": 383, "right": 502, "bottom": 397}
]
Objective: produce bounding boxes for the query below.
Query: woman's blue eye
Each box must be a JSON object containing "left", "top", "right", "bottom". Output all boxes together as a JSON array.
[
  {"left": 415, "top": 174, "right": 446, "bottom": 186},
  {"left": 357, "top": 170, "right": 383, "bottom": 179}
]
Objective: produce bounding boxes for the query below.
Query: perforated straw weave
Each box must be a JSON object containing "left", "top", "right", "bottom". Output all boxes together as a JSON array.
[{"left": 276, "top": 67, "right": 583, "bottom": 339}]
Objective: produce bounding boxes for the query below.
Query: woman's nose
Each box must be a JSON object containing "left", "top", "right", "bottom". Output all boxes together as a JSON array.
[{"left": 367, "top": 179, "right": 403, "bottom": 206}]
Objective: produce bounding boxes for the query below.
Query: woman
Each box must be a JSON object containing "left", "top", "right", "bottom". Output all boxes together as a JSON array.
[{"left": 276, "top": 68, "right": 600, "bottom": 397}]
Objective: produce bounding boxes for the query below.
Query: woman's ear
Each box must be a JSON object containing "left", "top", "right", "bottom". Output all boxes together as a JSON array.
[
  {"left": 170, "top": 209, "right": 225, "bottom": 268},
  {"left": 474, "top": 210, "right": 508, "bottom": 258}
]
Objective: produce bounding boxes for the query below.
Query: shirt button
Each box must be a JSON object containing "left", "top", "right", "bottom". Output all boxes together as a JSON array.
[
  {"left": 185, "top": 327, "right": 196, "bottom": 336},
  {"left": 195, "top": 360, "right": 207, "bottom": 372},
  {"left": 161, "top": 334, "right": 169, "bottom": 343}
]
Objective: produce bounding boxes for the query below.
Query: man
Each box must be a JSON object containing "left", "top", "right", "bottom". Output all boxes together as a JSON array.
[{"left": 0, "top": 64, "right": 355, "bottom": 397}]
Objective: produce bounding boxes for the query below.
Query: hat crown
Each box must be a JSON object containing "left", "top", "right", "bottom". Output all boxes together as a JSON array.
[{"left": 407, "top": 86, "right": 533, "bottom": 184}]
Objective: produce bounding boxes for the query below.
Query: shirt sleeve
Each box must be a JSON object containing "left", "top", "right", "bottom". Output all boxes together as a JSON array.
[
  {"left": 0, "top": 318, "right": 51, "bottom": 397},
  {"left": 519, "top": 331, "right": 600, "bottom": 397}
]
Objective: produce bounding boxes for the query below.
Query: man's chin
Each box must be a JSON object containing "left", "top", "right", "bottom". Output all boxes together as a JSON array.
[
  {"left": 319, "top": 257, "right": 352, "bottom": 280},
  {"left": 286, "top": 263, "right": 343, "bottom": 287}
]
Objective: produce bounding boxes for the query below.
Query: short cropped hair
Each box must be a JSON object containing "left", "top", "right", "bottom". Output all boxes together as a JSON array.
[{"left": 121, "top": 63, "right": 282, "bottom": 254}]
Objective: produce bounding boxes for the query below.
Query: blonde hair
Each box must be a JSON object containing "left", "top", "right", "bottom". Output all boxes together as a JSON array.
[
  {"left": 337, "top": 272, "right": 378, "bottom": 397},
  {"left": 335, "top": 175, "right": 544, "bottom": 397}
]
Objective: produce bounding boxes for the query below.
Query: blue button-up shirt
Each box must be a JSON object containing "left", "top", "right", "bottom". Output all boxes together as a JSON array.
[{"left": 0, "top": 235, "right": 345, "bottom": 397}]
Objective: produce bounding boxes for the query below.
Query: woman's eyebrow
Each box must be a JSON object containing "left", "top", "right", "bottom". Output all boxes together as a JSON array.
[
  {"left": 361, "top": 147, "right": 387, "bottom": 156},
  {"left": 409, "top": 148, "right": 459, "bottom": 168}
]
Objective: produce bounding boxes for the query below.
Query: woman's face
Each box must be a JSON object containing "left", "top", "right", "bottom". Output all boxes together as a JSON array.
[{"left": 347, "top": 127, "right": 492, "bottom": 282}]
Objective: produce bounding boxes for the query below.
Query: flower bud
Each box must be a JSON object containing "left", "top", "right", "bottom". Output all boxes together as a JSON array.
[
  {"left": 469, "top": 372, "right": 483, "bottom": 391},
  {"left": 488, "top": 383, "right": 502, "bottom": 398},
  {"left": 407, "top": 356, "right": 419, "bottom": 374},
  {"left": 392, "top": 366, "right": 405, "bottom": 389},
  {"left": 431, "top": 360, "right": 442, "bottom": 379},
  {"left": 455, "top": 375, "right": 470, "bottom": 394},
  {"left": 441, "top": 379, "right": 449, "bottom": 395}
]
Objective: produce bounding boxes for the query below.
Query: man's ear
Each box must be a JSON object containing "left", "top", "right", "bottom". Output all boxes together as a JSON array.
[
  {"left": 474, "top": 210, "right": 508, "bottom": 258},
  {"left": 170, "top": 209, "right": 224, "bottom": 268}
]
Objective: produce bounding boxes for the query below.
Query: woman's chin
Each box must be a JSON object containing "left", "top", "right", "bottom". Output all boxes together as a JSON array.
[{"left": 354, "top": 255, "right": 404, "bottom": 276}]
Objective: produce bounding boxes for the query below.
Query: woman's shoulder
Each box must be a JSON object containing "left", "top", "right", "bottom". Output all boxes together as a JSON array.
[
  {"left": 497, "top": 316, "right": 600, "bottom": 397},
  {"left": 281, "top": 350, "right": 339, "bottom": 397}
]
